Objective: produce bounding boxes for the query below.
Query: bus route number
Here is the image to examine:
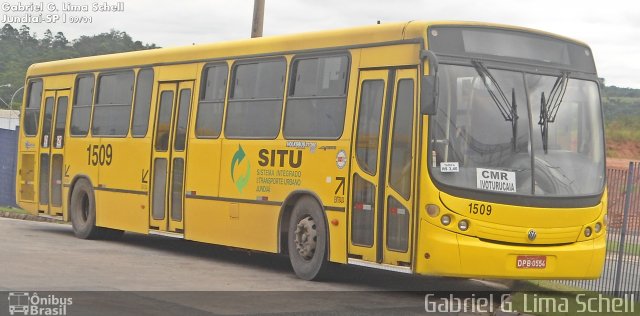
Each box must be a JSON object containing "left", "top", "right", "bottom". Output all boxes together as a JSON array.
[
  {"left": 468, "top": 203, "right": 492, "bottom": 216},
  {"left": 86, "top": 144, "right": 113, "bottom": 166}
]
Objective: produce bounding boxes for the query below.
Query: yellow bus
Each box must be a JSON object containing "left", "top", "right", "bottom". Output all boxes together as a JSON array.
[{"left": 16, "top": 21, "right": 606, "bottom": 280}]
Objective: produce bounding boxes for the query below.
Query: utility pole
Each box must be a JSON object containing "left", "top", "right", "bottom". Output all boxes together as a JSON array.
[{"left": 251, "top": 0, "right": 265, "bottom": 38}]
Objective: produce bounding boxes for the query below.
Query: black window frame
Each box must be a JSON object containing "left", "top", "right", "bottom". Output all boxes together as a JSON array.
[
  {"left": 224, "top": 57, "right": 287, "bottom": 140},
  {"left": 91, "top": 70, "right": 135, "bottom": 137},
  {"left": 131, "top": 68, "right": 155, "bottom": 138},
  {"left": 195, "top": 62, "right": 229, "bottom": 139},
  {"left": 70, "top": 73, "right": 95, "bottom": 137},
  {"left": 283, "top": 52, "right": 351, "bottom": 140},
  {"left": 23, "top": 78, "right": 43, "bottom": 137}
]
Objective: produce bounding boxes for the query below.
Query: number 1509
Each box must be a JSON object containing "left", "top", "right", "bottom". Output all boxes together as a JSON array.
[
  {"left": 468, "top": 203, "right": 492, "bottom": 215},
  {"left": 86, "top": 144, "right": 113, "bottom": 166}
]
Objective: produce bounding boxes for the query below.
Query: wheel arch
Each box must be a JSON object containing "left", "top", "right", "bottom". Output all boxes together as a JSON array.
[{"left": 277, "top": 190, "right": 330, "bottom": 258}]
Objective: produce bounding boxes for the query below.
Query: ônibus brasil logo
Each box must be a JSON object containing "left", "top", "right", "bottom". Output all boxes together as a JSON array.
[
  {"left": 8, "top": 292, "right": 73, "bottom": 315},
  {"left": 231, "top": 145, "right": 251, "bottom": 192}
]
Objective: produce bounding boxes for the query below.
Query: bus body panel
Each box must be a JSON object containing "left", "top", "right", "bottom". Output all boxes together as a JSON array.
[
  {"left": 16, "top": 21, "right": 607, "bottom": 280},
  {"left": 415, "top": 220, "right": 606, "bottom": 279},
  {"left": 95, "top": 136, "right": 153, "bottom": 234},
  {"left": 416, "top": 117, "right": 607, "bottom": 278}
]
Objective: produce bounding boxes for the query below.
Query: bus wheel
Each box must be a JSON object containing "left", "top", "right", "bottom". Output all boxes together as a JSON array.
[
  {"left": 287, "top": 196, "right": 328, "bottom": 280},
  {"left": 69, "top": 179, "right": 102, "bottom": 239}
]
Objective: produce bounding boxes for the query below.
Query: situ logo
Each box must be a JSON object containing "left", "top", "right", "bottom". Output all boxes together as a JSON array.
[
  {"left": 8, "top": 292, "right": 73, "bottom": 315},
  {"left": 231, "top": 145, "right": 251, "bottom": 192}
]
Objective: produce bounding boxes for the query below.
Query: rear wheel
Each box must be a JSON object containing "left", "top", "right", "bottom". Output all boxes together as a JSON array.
[
  {"left": 69, "top": 179, "right": 123, "bottom": 239},
  {"left": 287, "top": 196, "right": 328, "bottom": 280}
]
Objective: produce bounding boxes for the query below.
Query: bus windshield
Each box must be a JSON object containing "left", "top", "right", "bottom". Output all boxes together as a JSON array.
[{"left": 430, "top": 64, "right": 605, "bottom": 197}]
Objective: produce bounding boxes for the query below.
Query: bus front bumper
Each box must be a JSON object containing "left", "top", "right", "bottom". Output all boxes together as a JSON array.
[{"left": 415, "top": 221, "right": 606, "bottom": 279}]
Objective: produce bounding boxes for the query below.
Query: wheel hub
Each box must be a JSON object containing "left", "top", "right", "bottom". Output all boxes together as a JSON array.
[{"left": 294, "top": 216, "right": 317, "bottom": 260}]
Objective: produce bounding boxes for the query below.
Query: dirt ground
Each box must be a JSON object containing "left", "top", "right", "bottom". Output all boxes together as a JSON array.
[
  {"left": 607, "top": 140, "right": 640, "bottom": 166},
  {"left": 607, "top": 157, "right": 635, "bottom": 170}
]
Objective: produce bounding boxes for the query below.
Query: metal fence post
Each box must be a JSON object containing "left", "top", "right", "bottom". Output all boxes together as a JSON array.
[{"left": 613, "top": 162, "right": 634, "bottom": 296}]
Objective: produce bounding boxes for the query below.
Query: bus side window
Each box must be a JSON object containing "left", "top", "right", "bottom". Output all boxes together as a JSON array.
[
  {"left": 195, "top": 64, "right": 228, "bottom": 138},
  {"left": 283, "top": 55, "right": 349, "bottom": 139},
  {"left": 92, "top": 71, "right": 135, "bottom": 137},
  {"left": 225, "top": 59, "right": 286, "bottom": 139},
  {"left": 70, "top": 74, "right": 95, "bottom": 137},
  {"left": 131, "top": 69, "right": 154, "bottom": 137}
]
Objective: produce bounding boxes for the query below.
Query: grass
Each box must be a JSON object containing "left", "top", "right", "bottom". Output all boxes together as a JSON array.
[
  {"left": 0, "top": 205, "right": 27, "bottom": 214},
  {"left": 509, "top": 280, "right": 640, "bottom": 315},
  {"left": 607, "top": 240, "right": 640, "bottom": 256},
  {"left": 604, "top": 115, "right": 640, "bottom": 158},
  {"left": 605, "top": 116, "right": 640, "bottom": 142}
]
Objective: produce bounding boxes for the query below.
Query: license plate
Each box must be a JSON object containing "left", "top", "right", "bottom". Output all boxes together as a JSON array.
[{"left": 516, "top": 255, "right": 547, "bottom": 269}]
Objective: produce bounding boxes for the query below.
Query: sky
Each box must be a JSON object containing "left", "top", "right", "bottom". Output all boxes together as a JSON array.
[{"left": 3, "top": 0, "right": 639, "bottom": 88}]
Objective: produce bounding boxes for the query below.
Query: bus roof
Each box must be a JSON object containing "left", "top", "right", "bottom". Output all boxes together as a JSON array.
[{"left": 26, "top": 21, "right": 588, "bottom": 77}]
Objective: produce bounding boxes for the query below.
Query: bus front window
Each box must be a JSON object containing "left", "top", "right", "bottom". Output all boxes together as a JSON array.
[
  {"left": 527, "top": 74, "right": 605, "bottom": 196},
  {"left": 430, "top": 64, "right": 605, "bottom": 199}
]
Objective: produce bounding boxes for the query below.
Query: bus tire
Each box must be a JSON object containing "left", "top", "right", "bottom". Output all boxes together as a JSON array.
[
  {"left": 69, "top": 179, "right": 102, "bottom": 239},
  {"left": 287, "top": 196, "right": 328, "bottom": 281}
]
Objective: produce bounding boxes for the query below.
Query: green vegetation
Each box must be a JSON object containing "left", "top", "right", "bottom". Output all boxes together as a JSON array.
[
  {"left": 0, "top": 23, "right": 156, "bottom": 109},
  {"left": 603, "top": 86, "right": 640, "bottom": 144},
  {"left": 510, "top": 281, "right": 640, "bottom": 315},
  {"left": 0, "top": 205, "right": 26, "bottom": 214},
  {"left": 607, "top": 240, "right": 640, "bottom": 256}
]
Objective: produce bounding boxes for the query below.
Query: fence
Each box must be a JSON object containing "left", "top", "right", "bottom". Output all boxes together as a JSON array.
[
  {"left": 557, "top": 161, "right": 640, "bottom": 299},
  {"left": 0, "top": 128, "right": 18, "bottom": 207}
]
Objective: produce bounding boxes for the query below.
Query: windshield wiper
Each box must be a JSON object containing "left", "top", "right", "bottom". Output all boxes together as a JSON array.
[
  {"left": 538, "top": 72, "right": 569, "bottom": 153},
  {"left": 471, "top": 61, "right": 519, "bottom": 151}
]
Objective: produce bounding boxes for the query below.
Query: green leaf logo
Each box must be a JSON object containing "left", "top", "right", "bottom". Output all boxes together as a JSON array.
[{"left": 231, "top": 145, "right": 251, "bottom": 192}]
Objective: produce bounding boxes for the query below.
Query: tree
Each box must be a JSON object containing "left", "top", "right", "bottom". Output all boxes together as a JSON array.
[
  {"left": 41, "top": 29, "right": 53, "bottom": 48},
  {"left": 0, "top": 24, "right": 156, "bottom": 107},
  {"left": 52, "top": 32, "right": 68, "bottom": 48},
  {"left": 0, "top": 24, "right": 18, "bottom": 41}
]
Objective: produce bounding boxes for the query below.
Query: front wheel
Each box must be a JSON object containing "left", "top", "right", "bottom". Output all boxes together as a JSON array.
[{"left": 287, "top": 196, "right": 328, "bottom": 280}]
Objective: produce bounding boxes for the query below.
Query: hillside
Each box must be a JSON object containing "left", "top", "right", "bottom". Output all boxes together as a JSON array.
[
  {"left": 0, "top": 24, "right": 156, "bottom": 108},
  {"left": 603, "top": 86, "right": 640, "bottom": 159}
]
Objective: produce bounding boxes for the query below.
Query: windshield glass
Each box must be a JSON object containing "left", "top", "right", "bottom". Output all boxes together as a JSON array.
[{"left": 430, "top": 64, "right": 604, "bottom": 198}]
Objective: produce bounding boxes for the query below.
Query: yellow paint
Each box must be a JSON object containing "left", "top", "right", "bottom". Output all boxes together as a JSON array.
[{"left": 16, "top": 20, "right": 606, "bottom": 279}]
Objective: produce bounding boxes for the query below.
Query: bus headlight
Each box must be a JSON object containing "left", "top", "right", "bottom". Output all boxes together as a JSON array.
[
  {"left": 441, "top": 215, "right": 451, "bottom": 226},
  {"left": 458, "top": 220, "right": 469, "bottom": 231},
  {"left": 426, "top": 204, "right": 440, "bottom": 217},
  {"left": 594, "top": 222, "right": 602, "bottom": 233},
  {"left": 584, "top": 227, "right": 593, "bottom": 237}
]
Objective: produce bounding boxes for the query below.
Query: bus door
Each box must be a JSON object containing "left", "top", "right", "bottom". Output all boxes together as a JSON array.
[
  {"left": 38, "top": 89, "right": 69, "bottom": 218},
  {"left": 149, "top": 81, "right": 194, "bottom": 235},
  {"left": 348, "top": 68, "right": 418, "bottom": 269}
]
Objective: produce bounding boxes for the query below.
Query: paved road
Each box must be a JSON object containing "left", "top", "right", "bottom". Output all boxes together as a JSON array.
[{"left": 0, "top": 217, "right": 510, "bottom": 315}]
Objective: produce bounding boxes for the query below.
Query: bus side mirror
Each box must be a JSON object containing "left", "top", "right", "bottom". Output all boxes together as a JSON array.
[{"left": 420, "top": 50, "right": 439, "bottom": 115}]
